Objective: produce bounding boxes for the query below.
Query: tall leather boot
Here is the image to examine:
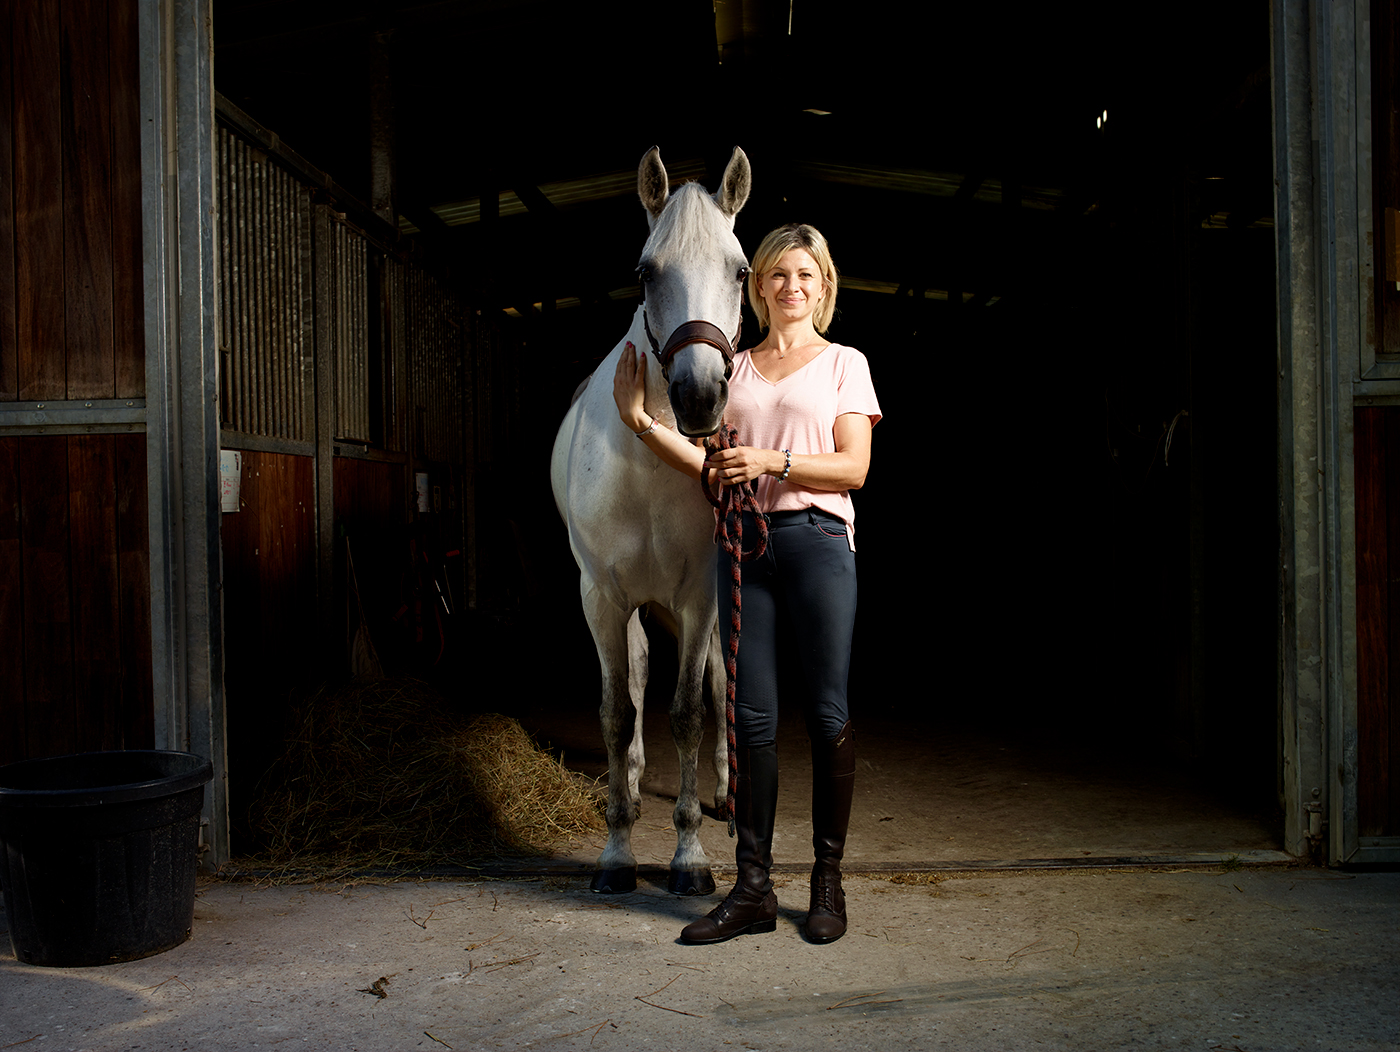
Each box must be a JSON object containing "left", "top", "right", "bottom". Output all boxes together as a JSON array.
[
  {"left": 680, "top": 744, "right": 779, "bottom": 944},
  {"left": 805, "top": 721, "right": 854, "bottom": 943}
]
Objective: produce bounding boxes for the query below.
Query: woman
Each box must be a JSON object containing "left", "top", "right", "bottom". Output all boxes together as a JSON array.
[{"left": 614, "top": 223, "right": 881, "bottom": 944}]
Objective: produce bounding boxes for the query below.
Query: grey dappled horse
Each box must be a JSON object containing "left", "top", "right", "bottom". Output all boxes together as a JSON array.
[{"left": 550, "top": 146, "right": 751, "bottom": 894}]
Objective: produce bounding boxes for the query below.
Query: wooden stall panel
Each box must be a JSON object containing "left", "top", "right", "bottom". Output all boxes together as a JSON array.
[
  {"left": 12, "top": 1, "right": 65, "bottom": 401},
  {"left": 0, "top": 438, "right": 22, "bottom": 760},
  {"left": 61, "top": 0, "right": 115, "bottom": 399},
  {"left": 220, "top": 451, "right": 317, "bottom": 690},
  {"left": 333, "top": 457, "right": 409, "bottom": 671},
  {"left": 113, "top": 432, "right": 152, "bottom": 748},
  {"left": 219, "top": 450, "right": 315, "bottom": 842},
  {"left": 1, "top": 0, "right": 142, "bottom": 404},
  {"left": 1355, "top": 406, "right": 1400, "bottom": 837},
  {"left": 0, "top": 0, "right": 17, "bottom": 400},
  {"left": 0, "top": 435, "right": 153, "bottom": 766},
  {"left": 109, "top": 0, "right": 144, "bottom": 398},
  {"left": 19, "top": 436, "right": 75, "bottom": 757},
  {"left": 68, "top": 434, "right": 125, "bottom": 747}
]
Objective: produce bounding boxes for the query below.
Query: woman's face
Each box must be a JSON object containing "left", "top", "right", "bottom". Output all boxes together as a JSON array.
[{"left": 757, "top": 248, "right": 825, "bottom": 327}]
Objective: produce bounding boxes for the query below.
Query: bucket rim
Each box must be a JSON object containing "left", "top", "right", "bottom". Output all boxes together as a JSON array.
[{"left": 0, "top": 749, "right": 213, "bottom": 807}]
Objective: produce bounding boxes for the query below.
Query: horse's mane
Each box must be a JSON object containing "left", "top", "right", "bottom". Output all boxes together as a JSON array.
[{"left": 643, "top": 181, "right": 725, "bottom": 262}]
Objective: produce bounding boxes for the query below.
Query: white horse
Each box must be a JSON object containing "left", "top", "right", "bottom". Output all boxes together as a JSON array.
[{"left": 551, "top": 146, "right": 751, "bottom": 894}]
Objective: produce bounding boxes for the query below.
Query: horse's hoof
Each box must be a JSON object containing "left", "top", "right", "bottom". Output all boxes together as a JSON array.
[
  {"left": 591, "top": 867, "right": 637, "bottom": 894},
  {"left": 669, "top": 868, "right": 716, "bottom": 896}
]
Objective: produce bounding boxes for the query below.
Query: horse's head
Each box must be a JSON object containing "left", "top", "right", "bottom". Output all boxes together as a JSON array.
[{"left": 636, "top": 146, "right": 751, "bottom": 437}]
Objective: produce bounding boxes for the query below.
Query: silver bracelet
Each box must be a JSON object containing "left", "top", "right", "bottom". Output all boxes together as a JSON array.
[
  {"left": 635, "top": 417, "right": 662, "bottom": 439},
  {"left": 777, "top": 449, "right": 792, "bottom": 483}
]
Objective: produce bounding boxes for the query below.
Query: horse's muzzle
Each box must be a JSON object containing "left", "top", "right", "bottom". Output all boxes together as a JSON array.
[{"left": 670, "top": 377, "right": 728, "bottom": 438}]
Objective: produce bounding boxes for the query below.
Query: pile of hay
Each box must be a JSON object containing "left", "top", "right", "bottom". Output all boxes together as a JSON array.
[{"left": 244, "top": 677, "right": 603, "bottom": 877}]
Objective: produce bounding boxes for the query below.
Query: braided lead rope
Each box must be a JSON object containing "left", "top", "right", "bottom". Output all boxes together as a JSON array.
[{"left": 702, "top": 424, "right": 769, "bottom": 836}]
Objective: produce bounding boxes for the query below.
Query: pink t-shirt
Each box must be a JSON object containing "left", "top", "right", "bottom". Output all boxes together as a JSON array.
[{"left": 723, "top": 343, "right": 882, "bottom": 548}]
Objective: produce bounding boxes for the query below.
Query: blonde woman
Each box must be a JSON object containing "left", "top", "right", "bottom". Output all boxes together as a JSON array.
[{"left": 615, "top": 223, "right": 881, "bottom": 944}]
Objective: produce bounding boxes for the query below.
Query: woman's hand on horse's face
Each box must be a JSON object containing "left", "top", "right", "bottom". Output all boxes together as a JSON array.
[
  {"left": 704, "top": 445, "right": 784, "bottom": 485},
  {"left": 613, "top": 341, "right": 649, "bottom": 432}
]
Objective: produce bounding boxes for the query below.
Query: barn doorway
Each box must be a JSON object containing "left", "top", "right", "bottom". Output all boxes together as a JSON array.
[{"left": 211, "top": 1, "right": 1284, "bottom": 866}]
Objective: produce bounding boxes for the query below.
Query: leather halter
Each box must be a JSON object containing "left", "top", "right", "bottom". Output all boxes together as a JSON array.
[{"left": 642, "top": 312, "right": 742, "bottom": 379}]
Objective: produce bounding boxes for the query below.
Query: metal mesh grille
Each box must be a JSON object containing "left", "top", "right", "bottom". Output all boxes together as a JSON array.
[
  {"left": 216, "top": 128, "right": 313, "bottom": 440},
  {"left": 405, "top": 268, "right": 464, "bottom": 464},
  {"left": 216, "top": 120, "right": 465, "bottom": 464}
]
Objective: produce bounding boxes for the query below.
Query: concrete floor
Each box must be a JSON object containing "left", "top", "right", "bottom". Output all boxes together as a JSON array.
[
  {"left": 8, "top": 696, "right": 1375, "bottom": 1051},
  {"left": 2, "top": 866, "right": 1396, "bottom": 1051}
]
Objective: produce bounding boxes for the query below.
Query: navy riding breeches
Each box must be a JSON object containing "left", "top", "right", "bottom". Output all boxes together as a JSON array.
[{"left": 718, "top": 508, "right": 857, "bottom": 749}]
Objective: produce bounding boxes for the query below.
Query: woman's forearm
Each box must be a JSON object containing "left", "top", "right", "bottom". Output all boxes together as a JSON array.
[
  {"left": 706, "top": 413, "right": 873, "bottom": 492},
  {"left": 636, "top": 419, "right": 710, "bottom": 481}
]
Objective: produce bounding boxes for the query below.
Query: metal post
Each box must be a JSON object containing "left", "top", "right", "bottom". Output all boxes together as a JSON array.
[
  {"left": 138, "top": 0, "right": 229, "bottom": 867},
  {"left": 1269, "top": 0, "right": 1380, "bottom": 864},
  {"left": 312, "top": 203, "right": 339, "bottom": 668}
]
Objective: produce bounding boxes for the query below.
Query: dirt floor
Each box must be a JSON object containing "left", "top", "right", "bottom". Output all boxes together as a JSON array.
[
  {"left": 2, "top": 865, "right": 1396, "bottom": 1051},
  {"left": 504, "top": 701, "right": 1287, "bottom": 878}
]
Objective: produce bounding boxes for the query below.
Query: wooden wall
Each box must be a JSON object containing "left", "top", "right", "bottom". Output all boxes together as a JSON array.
[
  {"left": 220, "top": 450, "right": 317, "bottom": 697},
  {"left": 333, "top": 456, "right": 413, "bottom": 669},
  {"left": 0, "top": 0, "right": 152, "bottom": 767},
  {"left": 219, "top": 450, "right": 315, "bottom": 832},
  {"left": 0, "top": 435, "right": 152, "bottom": 766},
  {"left": 1, "top": 0, "right": 145, "bottom": 402},
  {"left": 1355, "top": 406, "right": 1400, "bottom": 838}
]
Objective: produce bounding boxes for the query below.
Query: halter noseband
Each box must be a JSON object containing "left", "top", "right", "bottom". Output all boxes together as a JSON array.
[{"left": 641, "top": 314, "right": 742, "bottom": 380}]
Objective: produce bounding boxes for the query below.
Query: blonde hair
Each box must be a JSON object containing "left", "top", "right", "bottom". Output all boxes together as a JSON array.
[{"left": 747, "top": 223, "right": 839, "bottom": 333}]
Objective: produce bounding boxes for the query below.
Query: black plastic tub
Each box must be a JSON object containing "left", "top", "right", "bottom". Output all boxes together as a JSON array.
[{"left": 0, "top": 750, "right": 213, "bottom": 967}]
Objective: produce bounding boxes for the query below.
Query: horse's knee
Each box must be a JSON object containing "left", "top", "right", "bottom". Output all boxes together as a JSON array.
[
  {"left": 606, "top": 799, "right": 640, "bottom": 829},
  {"left": 672, "top": 797, "right": 702, "bottom": 834},
  {"left": 669, "top": 704, "right": 704, "bottom": 747}
]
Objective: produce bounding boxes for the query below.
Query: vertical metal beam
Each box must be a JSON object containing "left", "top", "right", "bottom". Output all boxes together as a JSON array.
[
  {"left": 1271, "top": 0, "right": 1366, "bottom": 863},
  {"left": 312, "top": 203, "right": 338, "bottom": 666},
  {"left": 139, "top": 0, "right": 228, "bottom": 866}
]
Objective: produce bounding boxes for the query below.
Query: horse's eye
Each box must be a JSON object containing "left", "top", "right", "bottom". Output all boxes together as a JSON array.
[
  {"left": 737, "top": 267, "right": 750, "bottom": 283},
  {"left": 636, "top": 265, "right": 653, "bottom": 283}
]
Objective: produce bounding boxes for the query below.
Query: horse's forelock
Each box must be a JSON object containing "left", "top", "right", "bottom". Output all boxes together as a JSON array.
[{"left": 642, "top": 181, "right": 734, "bottom": 263}]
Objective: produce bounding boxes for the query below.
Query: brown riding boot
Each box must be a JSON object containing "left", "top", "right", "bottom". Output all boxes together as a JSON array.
[
  {"left": 680, "top": 745, "right": 779, "bottom": 944},
  {"left": 805, "top": 721, "right": 854, "bottom": 943}
]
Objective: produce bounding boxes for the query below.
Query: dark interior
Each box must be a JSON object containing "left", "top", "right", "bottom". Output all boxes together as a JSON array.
[{"left": 214, "top": 1, "right": 1283, "bottom": 851}]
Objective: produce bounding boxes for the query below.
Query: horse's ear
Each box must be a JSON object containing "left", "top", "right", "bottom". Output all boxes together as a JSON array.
[
  {"left": 638, "top": 146, "right": 669, "bottom": 219},
  {"left": 716, "top": 147, "right": 751, "bottom": 218}
]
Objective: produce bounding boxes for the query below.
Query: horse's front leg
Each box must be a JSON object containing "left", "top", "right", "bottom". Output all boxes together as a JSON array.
[
  {"left": 668, "top": 617, "right": 717, "bottom": 896},
  {"left": 586, "top": 591, "right": 647, "bottom": 894}
]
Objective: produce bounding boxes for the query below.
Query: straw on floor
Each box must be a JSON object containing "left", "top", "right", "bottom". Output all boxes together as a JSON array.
[{"left": 242, "top": 677, "right": 603, "bottom": 879}]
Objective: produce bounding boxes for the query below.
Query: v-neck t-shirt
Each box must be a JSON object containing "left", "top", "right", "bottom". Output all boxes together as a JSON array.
[{"left": 724, "top": 343, "right": 882, "bottom": 548}]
